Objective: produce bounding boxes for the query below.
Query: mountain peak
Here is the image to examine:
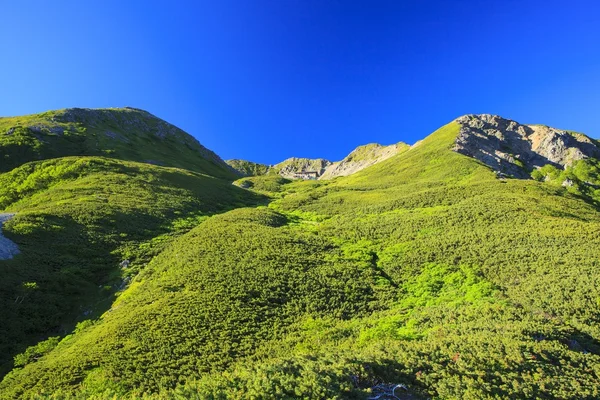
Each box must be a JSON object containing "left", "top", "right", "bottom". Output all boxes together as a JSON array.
[
  {"left": 319, "top": 141, "right": 410, "bottom": 179},
  {"left": 453, "top": 114, "right": 600, "bottom": 178},
  {"left": 0, "top": 107, "right": 236, "bottom": 179}
]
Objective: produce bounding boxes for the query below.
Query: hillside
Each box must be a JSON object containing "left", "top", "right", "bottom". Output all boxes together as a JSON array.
[
  {"left": 225, "top": 159, "right": 270, "bottom": 176},
  {"left": 0, "top": 107, "right": 236, "bottom": 179},
  {"left": 2, "top": 113, "right": 600, "bottom": 399},
  {"left": 320, "top": 142, "right": 411, "bottom": 179}
]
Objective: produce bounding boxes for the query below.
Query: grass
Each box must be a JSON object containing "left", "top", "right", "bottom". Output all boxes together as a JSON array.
[
  {"left": 2, "top": 120, "right": 600, "bottom": 399},
  {"left": 226, "top": 159, "right": 270, "bottom": 176},
  {"left": 0, "top": 108, "right": 236, "bottom": 179},
  {"left": 0, "top": 156, "right": 264, "bottom": 379}
]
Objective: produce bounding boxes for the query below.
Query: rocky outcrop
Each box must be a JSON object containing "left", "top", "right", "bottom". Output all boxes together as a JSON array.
[
  {"left": 454, "top": 114, "right": 600, "bottom": 178},
  {"left": 239, "top": 143, "right": 409, "bottom": 180},
  {"left": 319, "top": 142, "right": 409, "bottom": 179},
  {"left": 0, "top": 214, "right": 19, "bottom": 260},
  {"left": 273, "top": 158, "right": 332, "bottom": 179}
]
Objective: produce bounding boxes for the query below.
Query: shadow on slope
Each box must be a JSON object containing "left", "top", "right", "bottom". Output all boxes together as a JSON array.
[{"left": 0, "top": 157, "right": 265, "bottom": 377}]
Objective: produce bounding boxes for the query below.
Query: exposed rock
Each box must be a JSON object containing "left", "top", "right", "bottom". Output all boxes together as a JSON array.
[
  {"left": 454, "top": 114, "right": 600, "bottom": 178},
  {"left": 0, "top": 214, "right": 20, "bottom": 260},
  {"left": 235, "top": 142, "right": 409, "bottom": 180},
  {"left": 273, "top": 157, "right": 332, "bottom": 179},
  {"left": 320, "top": 142, "right": 409, "bottom": 179},
  {"left": 562, "top": 179, "right": 574, "bottom": 187}
]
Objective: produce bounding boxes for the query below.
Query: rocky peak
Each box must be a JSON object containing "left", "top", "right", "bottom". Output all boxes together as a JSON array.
[
  {"left": 274, "top": 157, "right": 332, "bottom": 179},
  {"left": 453, "top": 114, "right": 600, "bottom": 178}
]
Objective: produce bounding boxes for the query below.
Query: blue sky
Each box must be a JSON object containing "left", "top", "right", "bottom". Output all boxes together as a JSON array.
[{"left": 1, "top": 1, "right": 599, "bottom": 164}]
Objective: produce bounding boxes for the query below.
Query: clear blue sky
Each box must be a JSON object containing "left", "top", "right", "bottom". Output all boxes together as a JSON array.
[{"left": 1, "top": 1, "right": 599, "bottom": 164}]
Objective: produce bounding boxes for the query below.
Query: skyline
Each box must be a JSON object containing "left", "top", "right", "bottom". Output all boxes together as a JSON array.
[{"left": 2, "top": 1, "right": 599, "bottom": 164}]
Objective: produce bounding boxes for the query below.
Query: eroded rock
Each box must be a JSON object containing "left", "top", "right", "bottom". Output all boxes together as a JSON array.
[{"left": 454, "top": 114, "right": 600, "bottom": 178}]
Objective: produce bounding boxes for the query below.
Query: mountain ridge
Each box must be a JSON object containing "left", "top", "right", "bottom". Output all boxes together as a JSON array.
[
  {"left": 227, "top": 113, "right": 600, "bottom": 183},
  {"left": 0, "top": 107, "right": 237, "bottom": 179}
]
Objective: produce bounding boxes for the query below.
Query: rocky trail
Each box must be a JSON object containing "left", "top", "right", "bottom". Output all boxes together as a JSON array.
[{"left": 0, "top": 213, "right": 20, "bottom": 260}]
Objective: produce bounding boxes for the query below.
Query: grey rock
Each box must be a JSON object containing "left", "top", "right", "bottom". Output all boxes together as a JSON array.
[
  {"left": 0, "top": 214, "right": 20, "bottom": 260},
  {"left": 562, "top": 179, "right": 574, "bottom": 187},
  {"left": 275, "top": 158, "right": 333, "bottom": 179},
  {"left": 454, "top": 114, "right": 600, "bottom": 178}
]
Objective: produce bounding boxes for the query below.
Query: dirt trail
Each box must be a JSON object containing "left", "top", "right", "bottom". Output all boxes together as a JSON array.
[{"left": 0, "top": 213, "right": 20, "bottom": 260}]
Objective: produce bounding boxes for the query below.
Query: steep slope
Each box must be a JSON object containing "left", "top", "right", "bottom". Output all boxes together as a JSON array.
[
  {"left": 320, "top": 142, "right": 410, "bottom": 179},
  {"left": 4, "top": 118, "right": 600, "bottom": 399},
  {"left": 0, "top": 157, "right": 263, "bottom": 378},
  {"left": 453, "top": 114, "right": 600, "bottom": 178},
  {"left": 225, "top": 159, "right": 270, "bottom": 176},
  {"left": 0, "top": 107, "right": 236, "bottom": 179},
  {"left": 0, "top": 207, "right": 391, "bottom": 398}
]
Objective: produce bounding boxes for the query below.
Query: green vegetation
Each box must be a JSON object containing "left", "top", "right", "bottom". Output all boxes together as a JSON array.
[
  {"left": 2, "top": 118, "right": 600, "bottom": 399},
  {"left": 344, "top": 142, "right": 409, "bottom": 163},
  {"left": 233, "top": 174, "right": 292, "bottom": 195},
  {"left": 0, "top": 108, "right": 236, "bottom": 179},
  {"left": 531, "top": 158, "right": 600, "bottom": 204},
  {"left": 0, "top": 157, "right": 263, "bottom": 378},
  {"left": 226, "top": 159, "right": 270, "bottom": 176}
]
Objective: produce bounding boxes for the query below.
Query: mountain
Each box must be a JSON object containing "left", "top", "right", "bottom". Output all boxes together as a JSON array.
[
  {"left": 320, "top": 142, "right": 410, "bottom": 179},
  {"left": 271, "top": 157, "right": 332, "bottom": 179},
  {"left": 2, "top": 112, "right": 600, "bottom": 399},
  {"left": 225, "top": 159, "right": 270, "bottom": 176},
  {"left": 454, "top": 114, "right": 600, "bottom": 178},
  {"left": 233, "top": 143, "right": 411, "bottom": 181},
  {"left": 0, "top": 107, "right": 236, "bottom": 179}
]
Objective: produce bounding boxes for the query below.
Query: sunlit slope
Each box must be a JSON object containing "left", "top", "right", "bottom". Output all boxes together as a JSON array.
[
  {"left": 2, "top": 121, "right": 600, "bottom": 399},
  {"left": 0, "top": 157, "right": 263, "bottom": 379},
  {"left": 268, "top": 121, "right": 600, "bottom": 397},
  {"left": 0, "top": 207, "right": 393, "bottom": 398},
  {"left": 276, "top": 121, "right": 600, "bottom": 335},
  {"left": 0, "top": 108, "right": 236, "bottom": 179}
]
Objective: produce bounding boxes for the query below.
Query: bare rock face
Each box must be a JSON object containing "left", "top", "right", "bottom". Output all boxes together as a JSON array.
[
  {"left": 454, "top": 114, "right": 600, "bottom": 178},
  {"left": 320, "top": 142, "right": 409, "bottom": 179},
  {"left": 0, "top": 214, "right": 20, "bottom": 260},
  {"left": 274, "top": 157, "right": 332, "bottom": 179}
]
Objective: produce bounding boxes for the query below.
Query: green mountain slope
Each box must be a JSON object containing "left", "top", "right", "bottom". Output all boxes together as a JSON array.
[
  {"left": 320, "top": 142, "right": 411, "bottom": 179},
  {"left": 0, "top": 107, "right": 236, "bottom": 179},
  {"left": 0, "top": 157, "right": 263, "bottom": 379},
  {"left": 225, "top": 159, "right": 270, "bottom": 176},
  {"left": 2, "top": 117, "right": 600, "bottom": 399}
]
